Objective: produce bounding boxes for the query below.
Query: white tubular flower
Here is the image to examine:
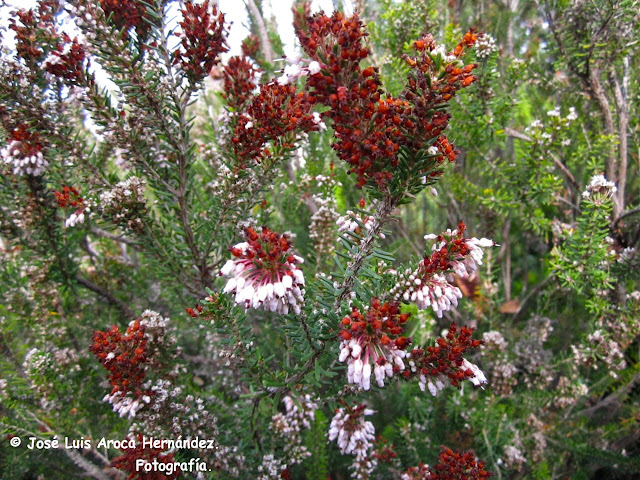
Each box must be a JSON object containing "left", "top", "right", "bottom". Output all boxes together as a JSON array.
[
  {"left": 2, "top": 139, "right": 48, "bottom": 176},
  {"left": 450, "top": 237, "right": 495, "bottom": 279},
  {"left": 102, "top": 392, "right": 145, "bottom": 419},
  {"left": 285, "top": 52, "right": 302, "bottom": 64},
  {"left": 220, "top": 227, "right": 305, "bottom": 315},
  {"left": 64, "top": 211, "right": 85, "bottom": 228},
  {"left": 308, "top": 61, "right": 321, "bottom": 75},
  {"left": 337, "top": 299, "right": 411, "bottom": 390},
  {"left": 461, "top": 358, "right": 487, "bottom": 387},
  {"left": 328, "top": 404, "right": 376, "bottom": 460},
  {"left": 407, "top": 273, "right": 463, "bottom": 318}
]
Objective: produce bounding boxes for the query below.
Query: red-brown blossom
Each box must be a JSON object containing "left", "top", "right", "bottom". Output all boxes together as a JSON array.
[
  {"left": 389, "top": 222, "right": 495, "bottom": 317},
  {"left": 294, "top": 10, "right": 479, "bottom": 190},
  {"left": 43, "top": 34, "right": 87, "bottom": 85},
  {"left": 90, "top": 320, "right": 148, "bottom": 398},
  {"left": 55, "top": 185, "right": 84, "bottom": 209},
  {"left": 99, "top": 0, "right": 162, "bottom": 40},
  {"left": 373, "top": 436, "right": 397, "bottom": 463},
  {"left": 174, "top": 1, "right": 227, "bottom": 83},
  {"left": 222, "top": 56, "right": 261, "bottom": 113},
  {"left": 422, "top": 221, "right": 472, "bottom": 276},
  {"left": 185, "top": 304, "right": 202, "bottom": 318},
  {"left": 2, "top": 125, "right": 47, "bottom": 176},
  {"left": 8, "top": 2, "right": 57, "bottom": 63},
  {"left": 232, "top": 83, "right": 321, "bottom": 165},
  {"left": 241, "top": 35, "right": 261, "bottom": 59},
  {"left": 433, "top": 446, "right": 492, "bottom": 480},
  {"left": 338, "top": 298, "right": 411, "bottom": 390},
  {"left": 403, "top": 446, "right": 492, "bottom": 479},
  {"left": 405, "top": 322, "right": 484, "bottom": 390},
  {"left": 220, "top": 226, "right": 305, "bottom": 314}
]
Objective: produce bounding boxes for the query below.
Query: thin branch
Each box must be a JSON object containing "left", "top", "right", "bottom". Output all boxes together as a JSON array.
[
  {"left": 610, "top": 65, "right": 630, "bottom": 216},
  {"left": 246, "top": 0, "right": 274, "bottom": 63},
  {"left": 504, "top": 126, "right": 532, "bottom": 142},
  {"left": 156, "top": 1, "right": 210, "bottom": 292},
  {"left": 334, "top": 195, "right": 396, "bottom": 308},
  {"left": 76, "top": 276, "right": 136, "bottom": 320},
  {"left": 554, "top": 193, "right": 580, "bottom": 213},
  {"left": 549, "top": 152, "right": 579, "bottom": 191},
  {"left": 611, "top": 206, "right": 640, "bottom": 231},
  {"left": 89, "top": 226, "right": 139, "bottom": 247},
  {"left": 575, "top": 374, "right": 639, "bottom": 419}
]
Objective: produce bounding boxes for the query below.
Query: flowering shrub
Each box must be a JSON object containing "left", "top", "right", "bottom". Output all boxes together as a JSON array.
[{"left": 1, "top": 1, "right": 638, "bottom": 480}]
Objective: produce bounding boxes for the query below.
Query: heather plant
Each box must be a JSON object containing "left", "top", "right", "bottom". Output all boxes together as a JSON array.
[{"left": 0, "top": 1, "right": 638, "bottom": 480}]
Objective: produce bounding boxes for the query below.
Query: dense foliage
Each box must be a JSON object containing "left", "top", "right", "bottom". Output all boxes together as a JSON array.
[{"left": 0, "top": 0, "right": 638, "bottom": 479}]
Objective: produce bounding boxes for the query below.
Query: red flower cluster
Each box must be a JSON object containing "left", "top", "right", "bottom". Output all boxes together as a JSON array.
[
  {"left": 8, "top": 2, "right": 57, "bottom": 62},
  {"left": 54, "top": 185, "right": 84, "bottom": 209},
  {"left": 89, "top": 320, "right": 148, "bottom": 398},
  {"left": 232, "top": 83, "right": 321, "bottom": 164},
  {"left": 433, "top": 447, "right": 492, "bottom": 480},
  {"left": 5, "top": 125, "right": 43, "bottom": 156},
  {"left": 185, "top": 304, "right": 203, "bottom": 318},
  {"left": 111, "top": 435, "right": 179, "bottom": 480},
  {"left": 174, "top": 1, "right": 227, "bottom": 83},
  {"left": 338, "top": 298, "right": 411, "bottom": 390},
  {"left": 403, "top": 447, "right": 492, "bottom": 479},
  {"left": 404, "top": 322, "right": 483, "bottom": 388},
  {"left": 231, "top": 227, "right": 295, "bottom": 271},
  {"left": 373, "top": 436, "right": 397, "bottom": 463},
  {"left": 400, "top": 33, "right": 478, "bottom": 167},
  {"left": 294, "top": 11, "right": 479, "bottom": 189},
  {"left": 220, "top": 226, "right": 306, "bottom": 314},
  {"left": 222, "top": 56, "right": 260, "bottom": 113},
  {"left": 295, "top": 12, "right": 390, "bottom": 187},
  {"left": 99, "top": 0, "right": 161, "bottom": 40},
  {"left": 422, "top": 222, "right": 472, "bottom": 276},
  {"left": 241, "top": 35, "right": 260, "bottom": 59},
  {"left": 43, "top": 34, "right": 87, "bottom": 85},
  {"left": 339, "top": 299, "right": 410, "bottom": 348},
  {"left": 2, "top": 124, "right": 48, "bottom": 176}
]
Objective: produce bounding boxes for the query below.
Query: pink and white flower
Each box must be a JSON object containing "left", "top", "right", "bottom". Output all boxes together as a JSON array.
[
  {"left": 328, "top": 403, "right": 376, "bottom": 459},
  {"left": 2, "top": 139, "right": 47, "bottom": 176},
  {"left": 220, "top": 227, "right": 305, "bottom": 315},
  {"left": 337, "top": 299, "right": 411, "bottom": 390}
]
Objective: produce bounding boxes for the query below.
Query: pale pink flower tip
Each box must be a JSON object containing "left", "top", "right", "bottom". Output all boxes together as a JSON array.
[{"left": 220, "top": 227, "right": 305, "bottom": 315}]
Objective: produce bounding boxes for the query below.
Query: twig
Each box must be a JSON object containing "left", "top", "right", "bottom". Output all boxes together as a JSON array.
[
  {"left": 156, "top": 1, "right": 210, "bottom": 292},
  {"left": 245, "top": 0, "right": 275, "bottom": 63},
  {"left": 89, "top": 226, "right": 139, "bottom": 247},
  {"left": 554, "top": 194, "right": 580, "bottom": 213},
  {"left": 504, "top": 126, "right": 532, "bottom": 142},
  {"left": 334, "top": 195, "right": 396, "bottom": 309},
  {"left": 611, "top": 206, "right": 640, "bottom": 231},
  {"left": 610, "top": 65, "right": 630, "bottom": 216},
  {"left": 549, "top": 152, "right": 579, "bottom": 191},
  {"left": 76, "top": 276, "right": 136, "bottom": 320},
  {"left": 482, "top": 428, "right": 503, "bottom": 480}
]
